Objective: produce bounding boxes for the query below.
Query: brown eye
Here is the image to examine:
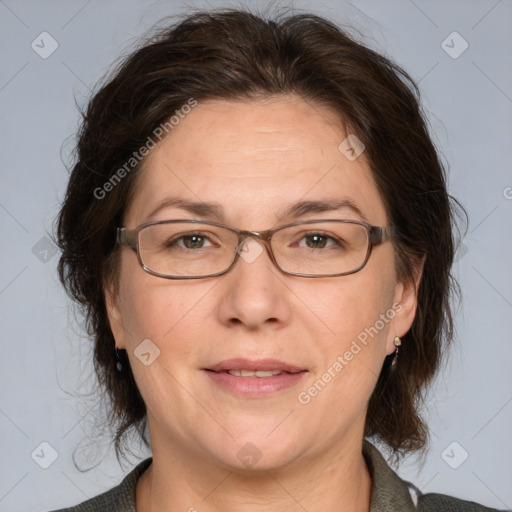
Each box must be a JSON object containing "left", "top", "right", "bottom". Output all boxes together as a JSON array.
[
  {"left": 182, "top": 234, "right": 206, "bottom": 249},
  {"left": 164, "top": 232, "right": 215, "bottom": 250},
  {"left": 305, "top": 234, "right": 329, "bottom": 248}
]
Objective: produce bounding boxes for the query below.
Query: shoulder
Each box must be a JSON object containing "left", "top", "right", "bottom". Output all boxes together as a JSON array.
[
  {"left": 418, "top": 492, "right": 508, "bottom": 511},
  {"left": 47, "top": 458, "right": 152, "bottom": 512},
  {"left": 362, "top": 440, "right": 507, "bottom": 512}
]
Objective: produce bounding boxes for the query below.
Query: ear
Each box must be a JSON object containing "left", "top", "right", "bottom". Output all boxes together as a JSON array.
[
  {"left": 386, "top": 256, "right": 425, "bottom": 355},
  {"left": 104, "top": 281, "right": 127, "bottom": 350}
]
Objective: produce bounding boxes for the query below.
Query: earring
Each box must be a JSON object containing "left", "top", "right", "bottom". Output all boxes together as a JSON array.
[
  {"left": 391, "top": 336, "right": 401, "bottom": 368},
  {"left": 115, "top": 347, "right": 123, "bottom": 372}
]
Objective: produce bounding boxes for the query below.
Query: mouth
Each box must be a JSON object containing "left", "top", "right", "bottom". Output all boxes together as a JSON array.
[
  {"left": 203, "top": 358, "right": 308, "bottom": 397},
  {"left": 204, "top": 357, "right": 306, "bottom": 374},
  {"left": 206, "top": 369, "right": 299, "bottom": 378}
]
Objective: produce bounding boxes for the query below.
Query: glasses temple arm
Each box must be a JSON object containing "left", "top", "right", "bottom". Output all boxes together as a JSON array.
[
  {"left": 117, "top": 228, "right": 137, "bottom": 250},
  {"left": 370, "top": 225, "right": 397, "bottom": 245}
]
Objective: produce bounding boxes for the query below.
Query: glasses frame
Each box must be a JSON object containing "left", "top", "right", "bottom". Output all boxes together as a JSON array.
[{"left": 116, "top": 219, "right": 395, "bottom": 279}]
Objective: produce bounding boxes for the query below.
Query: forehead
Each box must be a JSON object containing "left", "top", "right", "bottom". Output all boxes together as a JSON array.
[{"left": 124, "top": 95, "right": 388, "bottom": 227}]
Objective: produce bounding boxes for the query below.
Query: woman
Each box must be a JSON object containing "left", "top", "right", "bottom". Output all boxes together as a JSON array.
[{"left": 52, "top": 8, "right": 505, "bottom": 512}]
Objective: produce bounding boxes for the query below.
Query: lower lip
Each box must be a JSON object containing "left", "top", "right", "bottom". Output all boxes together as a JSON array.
[{"left": 204, "top": 370, "right": 307, "bottom": 398}]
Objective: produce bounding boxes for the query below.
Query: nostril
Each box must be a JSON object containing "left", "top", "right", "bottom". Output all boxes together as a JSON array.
[{"left": 228, "top": 316, "right": 277, "bottom": 325}]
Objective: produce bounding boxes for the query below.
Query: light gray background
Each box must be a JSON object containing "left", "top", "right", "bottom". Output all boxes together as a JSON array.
[{"left": 0, "top": 0, "right": 511, "bottom": 510}]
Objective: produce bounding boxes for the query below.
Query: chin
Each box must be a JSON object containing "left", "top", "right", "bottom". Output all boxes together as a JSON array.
[{"left": 207, "top": 434, "right": 304, "bottom": 473}]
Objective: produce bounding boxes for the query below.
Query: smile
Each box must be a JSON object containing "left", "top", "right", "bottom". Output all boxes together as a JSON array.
[{"left": 204, "top": 366, "right": 308, "bottom": 397}]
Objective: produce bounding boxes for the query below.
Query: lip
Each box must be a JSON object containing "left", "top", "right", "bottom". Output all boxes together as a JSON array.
[
  {"left": 204, "top": 370, "right": 307, "bottom": 398},
  {"left": 203, "top": 358, "right": 308, "bottom": 398},
  {"left": 205, "top": 358, "right": 306, "bottom": 373}
]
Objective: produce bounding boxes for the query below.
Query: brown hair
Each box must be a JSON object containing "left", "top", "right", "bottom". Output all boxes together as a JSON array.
[{"left": 56, "top": 7, "right": 461, "bottom": 464}]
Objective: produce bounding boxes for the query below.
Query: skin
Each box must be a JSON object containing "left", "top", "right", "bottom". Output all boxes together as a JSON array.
[{"left": 106, "top": 94, "right": 422, "bottom": 512}]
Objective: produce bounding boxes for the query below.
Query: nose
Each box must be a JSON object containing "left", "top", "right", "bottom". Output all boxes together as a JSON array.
[{"left": 215, "top": 237, "right": 292, "bottom": 330}]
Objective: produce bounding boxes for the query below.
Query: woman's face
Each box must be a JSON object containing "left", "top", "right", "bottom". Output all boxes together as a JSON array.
[{"left": 107, "top": 95, "right": 419, "bottom": 471}]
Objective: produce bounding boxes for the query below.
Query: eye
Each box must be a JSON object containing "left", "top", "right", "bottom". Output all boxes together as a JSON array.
[
  {"left": 303, "top": 233, "right": 329, "bottom": 249},
  {"left": 296, "top": 232, "right": 340, "bottom": 249},
  {"left": 167, "top": 232, "right": 216, "bottom": 250}
]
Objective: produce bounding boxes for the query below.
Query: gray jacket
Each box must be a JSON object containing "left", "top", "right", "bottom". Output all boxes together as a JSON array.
[{"left": 50, "top": 440, "right": 507, "bottom": 511}]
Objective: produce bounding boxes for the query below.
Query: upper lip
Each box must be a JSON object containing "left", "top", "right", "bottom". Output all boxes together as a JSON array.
[{"left": 205, "top": 358, "right": 306, "bottom": 373}]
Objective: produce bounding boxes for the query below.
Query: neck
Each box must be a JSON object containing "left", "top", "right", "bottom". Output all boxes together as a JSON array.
[{"left": 136, "top": 433, "right": 372, "bottom": 512}]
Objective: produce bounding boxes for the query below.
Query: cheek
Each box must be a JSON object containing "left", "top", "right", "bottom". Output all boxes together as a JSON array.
[
  {"left": 115, "top": 273, "right": 214, "bottom": 413},
  {"left": 296, "top": 269, "right": 398, "bottom": 421},
  {"left": 298, "top": 258, "right": 398, "bottom": 378},
  {"left": 306, "top": 276, "right": 395, "bottom": 342},
  {"left": 117, "top": 267, "right": 216, "bottom": 358}
]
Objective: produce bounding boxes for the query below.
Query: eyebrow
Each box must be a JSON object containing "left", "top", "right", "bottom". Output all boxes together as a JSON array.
[
  {"left": 146, "top": 197, "right": 368, "bottom": 223},
  {"left": 147, "top": 197, "right": 224, "bottom": 221},
  {"left": 281, "top": 199, "right": 368, "bottom": 222}
]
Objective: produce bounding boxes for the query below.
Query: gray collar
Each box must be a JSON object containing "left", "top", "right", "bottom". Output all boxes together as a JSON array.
[{"left": 362, "top": 439, "right": 419, "bottom": 511}]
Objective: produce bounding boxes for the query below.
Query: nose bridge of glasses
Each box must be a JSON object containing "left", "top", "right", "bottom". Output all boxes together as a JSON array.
[
  {"left": 232, "top": 228, "right": 276, "bottom": 267},
  {"left": 236, "top": 228, "right": 272, "bottom": 244}
]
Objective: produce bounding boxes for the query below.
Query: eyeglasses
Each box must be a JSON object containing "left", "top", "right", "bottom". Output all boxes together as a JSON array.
[{"left": 116, "top": 219, "right": 394, "bottom": 279}]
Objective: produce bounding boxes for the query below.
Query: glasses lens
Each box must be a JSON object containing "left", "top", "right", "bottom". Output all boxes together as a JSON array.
[
  {"left": 272, "top": 221, "right": 370, "bottom": 276},
  {"left": 138, "top": 222, "right": 238, "bottom": 277}
]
